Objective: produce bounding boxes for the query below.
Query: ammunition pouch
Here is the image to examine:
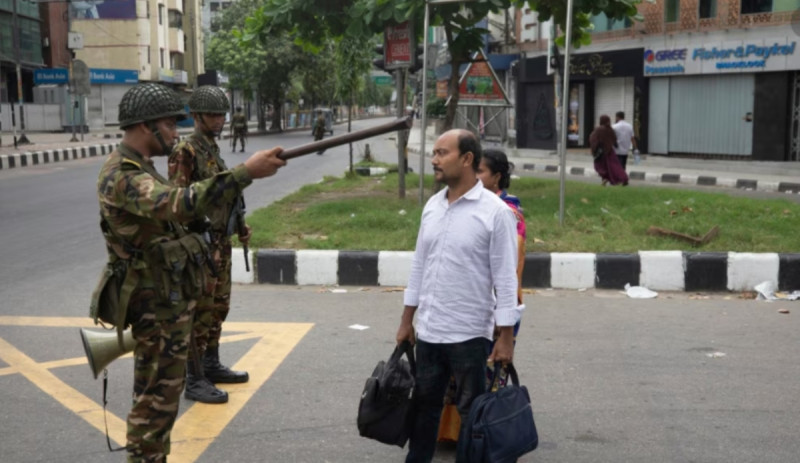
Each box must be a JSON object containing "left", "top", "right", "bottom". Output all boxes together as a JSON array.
[
  {"left": 148, "top": 233, "right": 211, "bottom": 305},
  {"left": 90, "top": 258, "right": 142, "bottom": 330}
]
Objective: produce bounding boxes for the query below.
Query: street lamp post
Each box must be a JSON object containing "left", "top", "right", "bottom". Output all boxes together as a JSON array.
[
  {"left": 558, "top": 0, "right": 574, "bottom": 226},
  {"left": 12, "top": 0, "right": 31, "bottom": 145},
  {"left": 419, "top": 0, "right": 476, "bottom": 205}
]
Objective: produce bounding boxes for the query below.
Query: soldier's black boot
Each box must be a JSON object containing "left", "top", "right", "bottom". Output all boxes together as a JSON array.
[
  {"left": 203, "top": 346, "right": 249, "bottom": 383},
  {"left": 184, "top": 356, "right": 229, "bottom": 403}
]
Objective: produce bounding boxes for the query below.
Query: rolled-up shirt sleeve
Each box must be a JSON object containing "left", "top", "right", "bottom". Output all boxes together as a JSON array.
[{"left": 491, "top": 206, "right": 520, "bottom": 326}]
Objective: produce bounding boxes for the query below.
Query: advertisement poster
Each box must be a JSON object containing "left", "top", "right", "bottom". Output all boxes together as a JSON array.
[
  {"left": 457, "top": 50, "right": 510, "bottom": 107},
  {"left": 70, "top": 0, "right": 137, "bottom": 20}
]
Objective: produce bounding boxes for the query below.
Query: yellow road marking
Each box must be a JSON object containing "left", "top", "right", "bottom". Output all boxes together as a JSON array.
[
  {"left": 0, "top": 317, "right": 313, "bottom": 462},
  {"left": 0, "top": 336, "right": 127, "bottom": 441}
]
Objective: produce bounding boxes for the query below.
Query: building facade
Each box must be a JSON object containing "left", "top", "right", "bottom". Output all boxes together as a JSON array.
[
  {"left": 513, "top": 0, "right": 800, "bottom": 161},
  {"left": 0, "top": 0, "right": 44, "bottom": 103}
]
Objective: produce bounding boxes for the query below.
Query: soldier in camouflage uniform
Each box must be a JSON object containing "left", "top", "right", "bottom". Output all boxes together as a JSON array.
[
  {"left": 168, "top": 86, "right": 248, "bottom": 405},
  {"left": 96, "top": 82, "right": 285, "bottom": 462},
  {"left": 231, "top": 106, "right": 247, "bottom": 152}
]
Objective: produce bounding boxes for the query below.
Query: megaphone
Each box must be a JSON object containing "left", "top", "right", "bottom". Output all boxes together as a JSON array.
[{"left": 79, "top": 328, "right": 135, "bottom": 379}]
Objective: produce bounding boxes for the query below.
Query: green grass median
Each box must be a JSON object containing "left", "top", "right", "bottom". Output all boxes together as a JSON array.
[{"left": 245, "top": 172, "right": 800, "bottom": 253}]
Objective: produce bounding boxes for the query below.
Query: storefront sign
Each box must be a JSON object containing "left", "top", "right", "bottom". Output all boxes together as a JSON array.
[
  {"left": 90, "top": 68, "right": 139, "bottom": 84},
  {"left": 34, "top": 68, "right": 69, "bottom": 85},
  {"left": 570, "top": 54, "right": 613, "bottom": 76},
  {"left": 644, "top": 39, "right": 799, "bottom": 76}
]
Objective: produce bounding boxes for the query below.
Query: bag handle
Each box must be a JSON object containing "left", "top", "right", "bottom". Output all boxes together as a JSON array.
[
  {"left": 489, "top": 362, "right": 520, "bottom": 389},
  {"left": 391, "top": 340, "right": 416, "bottom": 375}
]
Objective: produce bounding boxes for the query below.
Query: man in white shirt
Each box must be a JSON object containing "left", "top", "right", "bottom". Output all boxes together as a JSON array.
[
  {"left": 612, "top": 111, "right": 637, "bottom": 170},
  {"left": 396, "top": 129, "right": 519, "bottom": 462}
]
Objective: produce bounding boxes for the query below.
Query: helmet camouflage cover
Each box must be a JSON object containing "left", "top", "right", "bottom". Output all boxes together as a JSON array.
[
  {"left": 188, "top": 86, "right": 229, "bottom": 114},
  {"left": 118, "top": 83, "right": 187, "bottom": 128}
]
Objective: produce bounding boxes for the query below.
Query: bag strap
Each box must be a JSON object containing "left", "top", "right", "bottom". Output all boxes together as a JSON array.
[
  {"left": 391, "top": 341, "right": 416, "bottom": 375},
  {"left": 489, "top": 362, "right": 520, "bottom": 389}
]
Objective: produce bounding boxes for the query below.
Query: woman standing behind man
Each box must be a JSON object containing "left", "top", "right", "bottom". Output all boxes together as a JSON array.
[
  {"left": 590, "top": 115, "right": 629, "bottom": 186},
  {"left": 437, "top": 148, "right": 527, "bottom": 442}
]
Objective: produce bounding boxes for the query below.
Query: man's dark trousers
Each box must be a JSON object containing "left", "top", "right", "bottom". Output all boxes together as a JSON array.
[{"left": 405, "top": 337, "right": 491, "bottom": 463}]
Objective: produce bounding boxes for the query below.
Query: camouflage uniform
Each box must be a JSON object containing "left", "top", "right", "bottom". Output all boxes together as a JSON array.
[
  {"left": 169, "top": 86, "right": 248, "bottom": 402},
  {"left": 97, "top": 83, "right": 253, "bottom": 462},
  {"left": 231, "top": 108, "right": 247, "bottom": 152},
  {"left": 169, "top": 134, "right": 234, "bottom": 360}
]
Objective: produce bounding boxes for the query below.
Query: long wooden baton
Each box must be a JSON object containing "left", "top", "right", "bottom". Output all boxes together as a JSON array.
[{"left": 277, "top": 116, "right": 413, "bottom": 160}]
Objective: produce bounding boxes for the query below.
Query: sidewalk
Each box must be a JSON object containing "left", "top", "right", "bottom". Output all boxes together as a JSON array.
[{"left": 405, "top": 123, "right": 800, "bottom": 194}]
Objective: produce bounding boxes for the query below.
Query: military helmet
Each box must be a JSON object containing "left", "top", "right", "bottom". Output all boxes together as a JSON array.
[
  {"left": 118, "top": 83, "right": 186, "bottom": 129},
  {"left": 188, "top": 86, "right": 229, "bottom": 114}
]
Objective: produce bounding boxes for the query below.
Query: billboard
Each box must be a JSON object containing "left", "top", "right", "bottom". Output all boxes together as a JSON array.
[{"left": 70, "top": 0, "right": 137, "bottom": 20}]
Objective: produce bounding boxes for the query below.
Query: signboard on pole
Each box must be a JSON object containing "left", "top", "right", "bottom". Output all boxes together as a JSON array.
[
  {"left": 454, "top": 49, "right": 511, "bottom": 107},
  {"left": 384, "top": 21, "right": 415, "bottom": 70},
  {"left": 70, "top": 60, "right": 91, "bottom": 95}
]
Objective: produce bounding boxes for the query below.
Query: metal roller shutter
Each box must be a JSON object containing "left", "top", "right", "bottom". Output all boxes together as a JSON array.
[{"left": 594, "top": 77, "right": 634, "bottom": 127}]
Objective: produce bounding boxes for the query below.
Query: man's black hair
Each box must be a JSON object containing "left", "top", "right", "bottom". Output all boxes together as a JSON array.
[
  {"left": 457, "top": 130, "right": 482, "bottom": 171},
  {"left": 616, "top": 111, "right": 625, "bottom": 119}
]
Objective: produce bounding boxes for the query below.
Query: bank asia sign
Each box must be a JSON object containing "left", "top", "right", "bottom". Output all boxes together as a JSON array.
[
  {"left": 35, "top": 68, "right": 138, "bottom": 85},
  {"left": 644, "top": 39, "right": 799, "bottom": 76}
]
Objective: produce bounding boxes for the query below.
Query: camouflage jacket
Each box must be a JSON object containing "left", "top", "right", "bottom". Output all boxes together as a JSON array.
[
  {"left": 232, "top": 113, "right": 247, "bottom": 132},
  {"left": 98, "top": 143, "right": 251, "bottom": 255},
  {"left": 168, "top": 132, "right": 233, "bottom": 234}
]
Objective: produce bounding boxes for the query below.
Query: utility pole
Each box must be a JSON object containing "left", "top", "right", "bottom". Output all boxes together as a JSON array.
[{"left": 12, "top": 0, "right": 32, "bottom": 145}]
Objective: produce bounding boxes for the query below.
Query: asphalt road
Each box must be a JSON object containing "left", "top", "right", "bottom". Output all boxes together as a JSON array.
[
  {"left": 0, "top": 117, "right": 404, "bottom": 320},
  {"left": 1, "top": 287, "right": 798, "bottom": 462},
  {"left": 2, "top": 119, "right": 799, "bottom": 462}
]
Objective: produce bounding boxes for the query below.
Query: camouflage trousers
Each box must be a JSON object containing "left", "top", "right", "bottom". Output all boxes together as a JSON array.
[
  {"left": 127, "top": 289, "right": 194, "bottom": 463},
  {"left": 193, "top": 237, "right": 233, "bottom": 356},
  {"left": 232, "top": 130, "right": 246, "bottom": 151}
]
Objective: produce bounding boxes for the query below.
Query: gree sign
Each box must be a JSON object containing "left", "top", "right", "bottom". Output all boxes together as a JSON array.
[
  {"left": 384, "top": 21, "right": 415, "bottom": 70},
  {"left": 644, "top": 38, "right": 800, "bottom": 76}
]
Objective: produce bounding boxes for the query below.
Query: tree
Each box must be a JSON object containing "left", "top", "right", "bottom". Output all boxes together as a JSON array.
[
  {"left": 243, "top": 0, "right": 641, "bottom": 131},
  {"left": 334, "top": 35, "right": 375, "bottom": 172}
]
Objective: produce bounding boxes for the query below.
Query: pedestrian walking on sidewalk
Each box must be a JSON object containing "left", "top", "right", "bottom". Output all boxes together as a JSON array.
[
  {"left": 396, "top": 129, "right": 520, "bottom": 462},
  {"left": 590, "top": 115, "right": 629, "bottom": 186},
  {"left": 168, "top": 86, "right": 253, "bottom": 405},
  {"left": 612, "top": 111, "right": 638, "bottom": 170},
  {"left": 95, "top": 82, "right": 285, "bottom": 462}
]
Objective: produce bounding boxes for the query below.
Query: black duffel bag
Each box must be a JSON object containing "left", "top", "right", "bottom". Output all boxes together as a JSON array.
[
  {"left": 357, "top": 341, "right": 416, "bottom": 448},
  {"left": 457, "top": 363, "right": 538, "bottom": 463}
]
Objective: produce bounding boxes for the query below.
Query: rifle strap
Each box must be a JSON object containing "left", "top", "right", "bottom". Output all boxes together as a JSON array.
[{"left": 102, "top": 370, "right": 130, "bottom": 453}]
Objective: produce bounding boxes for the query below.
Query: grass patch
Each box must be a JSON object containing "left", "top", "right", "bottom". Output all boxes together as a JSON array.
[{"left": 246, "top": 173, "right": 800, "bottom": 252}]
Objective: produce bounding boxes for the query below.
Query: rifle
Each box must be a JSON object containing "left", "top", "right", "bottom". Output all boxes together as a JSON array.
[
  {"left": 226, "top": 194, "right": 249, "bottom": 272},
  {"left": 278, "top": 116, "right": 412, "bottom": 160}
]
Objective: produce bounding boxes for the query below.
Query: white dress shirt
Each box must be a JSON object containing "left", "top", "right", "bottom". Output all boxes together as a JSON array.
[
  {"left": 612, "top": 120, "right": 635, "bottom": 155},
  {"left": 403, "top": 180, "right": 519, "bottom": 343}
]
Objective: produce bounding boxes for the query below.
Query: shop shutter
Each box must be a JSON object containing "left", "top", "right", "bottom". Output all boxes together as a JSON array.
[
  {"left": 102, "top": 85, "right": 130, "bottom": 127},
  {"left": 667, "top": 74, "right": 753, "bottom": 156},
  {"left": 648, "top": 78, "right": 670, "bottom": 154},
  {"left": 594, "top": 77, "right": 634, "bottom": 128}
]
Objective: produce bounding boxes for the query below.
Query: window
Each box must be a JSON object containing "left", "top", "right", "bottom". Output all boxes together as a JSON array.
[
  {"left": 210, "top": 2, "right": 219, "bottom": 12},
  {"left": 699, "top": 0, "right": 717, "bottom": 18},
  {"left": 147, "top": 45, "right": 151, "bottom": 64},
  {"left": 160, "top": 47, "right": 164, "bottom": 67},
  {"left": 590, "top": 12, "right": 630, "bottom": 32},
  {"left": 168, "top": 9, "right": 182, "bottom": 27},
  {"left": 146, "top": 1, "right": 150, "bottom": 18},
  {"left": 158, "top": 4, "right": 164, "bottom": 25},
  {"left": 665, "top": 0, "right": 679, "bottom": 22},
  {"left": 741, "top": 0, "right": 771, "bottom": 14}
]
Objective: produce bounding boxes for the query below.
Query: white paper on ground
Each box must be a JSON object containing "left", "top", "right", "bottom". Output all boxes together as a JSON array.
[
  {"left": 624, "top": 283, "right": 658, "bottom": 299},
  {"left": 348, "top": 324, "right": 370, "bottom": 331}
]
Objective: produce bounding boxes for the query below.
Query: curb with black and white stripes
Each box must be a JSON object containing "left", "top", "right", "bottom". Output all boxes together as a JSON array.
[
  {"left": 0, "top": 143, "right": 119, "bottom": 170},
  {"left": 230, "top": 249, "right": 800, "bottom": 292},
  {"left": 519, "top": 163, "right": 800, "bottom": 194}
]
